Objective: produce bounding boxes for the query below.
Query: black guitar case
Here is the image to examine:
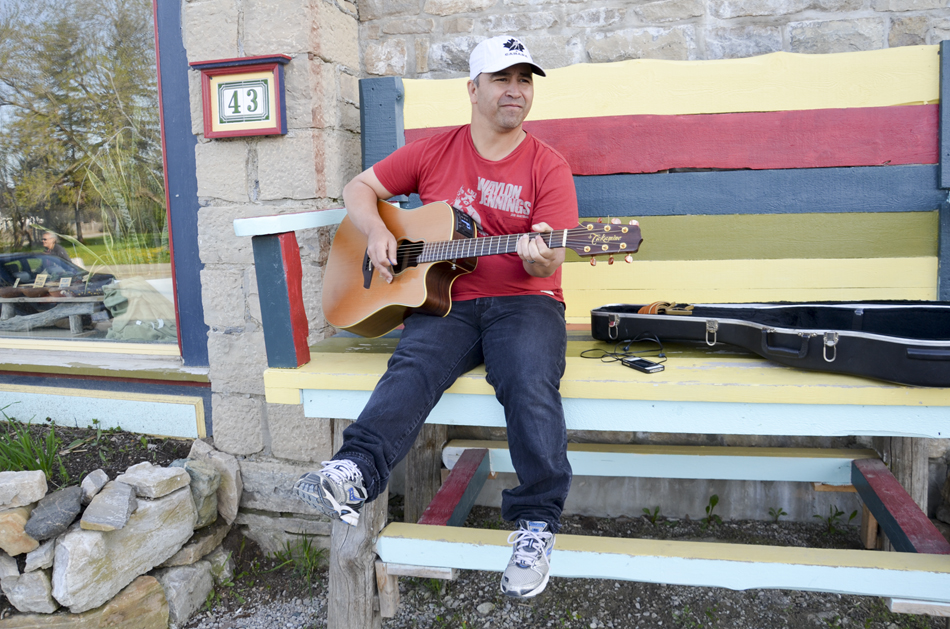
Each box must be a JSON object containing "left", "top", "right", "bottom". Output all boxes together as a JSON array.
[{"left": 590, "top": 302, "right": 950, "bottom": 387}]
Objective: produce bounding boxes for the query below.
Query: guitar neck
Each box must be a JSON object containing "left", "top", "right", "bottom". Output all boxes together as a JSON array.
[{"left": 418, "top": 231, "right": 566, "bottom": 264}]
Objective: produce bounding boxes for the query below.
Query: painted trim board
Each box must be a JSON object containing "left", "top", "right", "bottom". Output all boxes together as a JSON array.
[{"left": 376, "top": 523, "right": 950, "bottom": 603}]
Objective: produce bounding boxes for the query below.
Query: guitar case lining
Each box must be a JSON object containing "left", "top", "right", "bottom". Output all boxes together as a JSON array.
[{"left": 590, "top": 302, "right": 950, "bottom": 387}]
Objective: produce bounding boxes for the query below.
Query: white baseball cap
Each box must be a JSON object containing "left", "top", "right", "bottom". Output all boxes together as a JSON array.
[{"left": 469, "top": 36, "right": 546, "bottom": 82}]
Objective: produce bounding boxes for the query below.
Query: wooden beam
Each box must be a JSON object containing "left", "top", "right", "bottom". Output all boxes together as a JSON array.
[
  {"left": 376, "top": 523, "right": 950, "bottom": 603},
  {"left": 250, "top": 233, "right": 310, "bottom": 368},
  {"left": 403, "top": 424, "right": 447, "bottom": 523},
  {"left": 886, "top": 598, "right": 950, "bottom": 617},
  {"left": 418, "top": 448, "right": 489, "bottom": 527},
  {"left": 851, "top": 459, "right": 950, "bottom": 555},
  {"left": 374, "top": 560, "right": 399, "bottom": 618}
]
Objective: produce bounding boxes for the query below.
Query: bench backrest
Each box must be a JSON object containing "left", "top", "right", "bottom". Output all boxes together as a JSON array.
[{"left": 360, "top": 43, "right": 950, "bottom": 324}]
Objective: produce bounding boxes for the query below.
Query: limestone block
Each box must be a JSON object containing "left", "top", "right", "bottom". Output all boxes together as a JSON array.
[
  {"left": 24, "top": 539, "right": 55, "bottom": 572},
  {"left": 710, "top": 0, "right": 808, "bottom": 19},
  {"left": 205, "top": 546, "right": 235, "bottom": 585},
  {"left": 314, "top": 129, "right": 362, "bottom": 199},
  {"left": 283, "top": 56, "right": 321, "bottom": 130},
  {"left": 811, "top": 0, "right": 865, "bottom": 9},
  {"left": 935, "top": 17, "right": 950, "bottom": 42},
  {"left": 80, "top": 470, "right": 109, "bottom": 505},
  {"left": 937, "top": 503, "right": 950, "bottom": 525},
  {"left": 0, "top": 550, "right": 18, "bottom": 578},
  {"left": 24, "top": 487, "right": 82, "bottom": 542},
  {"left": 0, "top": 506, "right": 39, "bottom": 556},
  {"left": 152, "top": 561, "right": 214, "bottom": 628},
  {"left": 383, "top": 18, "right": 436, "bottom": 34},
  {"left": 161, "top": 520, "right": 230, "bottom": 567},
  {"left": 872, "top": 0, "right": 947, "bottom": 9},
  {"left": 942, "top": 474, "right": 950, "bottom": 505},
  {"left": 480, "top": 12, "right": 558, "bottom": 31},
  {"left": 312, "top": 1, "right": 360, "bottom": 69},
  {"left": 198, "top": 204, "right": 297, "bottom": 266},
  {"left": 182, "top": 0, "right": 238, "bottom": 62},
  {"left": 52, "top": 486, "right": 197, "bottom": 613},
  {"left": 190, "top": 69, "right": 204, "bottom": 137},
  {"left": 244, "top": 1, "right": 312, "bottom": 55},
  {"left": 424, "top": 0, "right": 496, "bottom": 16},
  {"left": 360, "top": 0, "right": 419, "bottom": 21},
  {"left": 200, "top": 267, "right": 246, "bottom": 329},
  {"left": 207, "top": 326, "right": 268, "bottom": 396},
  {"left": 444, "top": 17, "right": 475, "bottom": 32},
  {"left": 267, "top": 405, "right": 332, "bottom": 463},
  {"left": 366, "top": 38, "right": 408, "bottom": 76},
  {"left": 511, "top": 34, "right": 583, "bottom": 70},
  {"left": 257, "top": 131, "right": 319, "bottom": 200},
  {"left": 115, "top": 463, "right": 191, "bottom": 499},
  {"left": 0, "top": 471, "right": 47, "bottom": 509},
  {"left": 170, "top": 459, "right": 221, "bottom": 529},
  {"left": 587, "top": 26, "right": 694, "bottom": 63},
  {"left": 208, "top": 393, "right": 265, "bottom": 456},
  {"left": 934, "top": 518, "right": 950, "bottom": 543},
  {"left": 567, "top": 7, "right": 623, "bottom": 27},
  {"left": 633, "top": 0, "right": 704, "bottom": 23},
  {"left": 789, "top": 18, "right": 886, "bottom": 53},
  {"left": 188, "top": 439, "right": 244, "bottom": 525},
  {"left": 427, "top": 35, "right": 480, "bottom": 74},
  {"left": 0, "top": 576, "right": 169, "bottom": 629},
  {"left": 340, "top": 72, "right": 361, "bottom": 133},
  {"left": 80, "top": 481, "right": 138, "bottom": 532},
  {"left": 234, "top": 511, "right": 331, "bottom": 555},
  {"left": 889, "top": 16, "right": 930, "bottom": 47},
  {"left": 706, "top": 25, "right": 783, "bottom": 59},
  {"left": 416, "top": 38, "right": 430, "bottom": 74},
  {"left": 239, "top": 458, "right": 321, "bottom": 514},
  {"left": 194, "top": 140, "right": 248, "bottom": 203},
  {"left": 2, "top": 569, "right": 58, "bottom": 613}
]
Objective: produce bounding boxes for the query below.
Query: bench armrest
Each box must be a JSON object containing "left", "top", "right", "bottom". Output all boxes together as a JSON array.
[{"left": 233, "top": 208, "right": 347, "bottom": 237}]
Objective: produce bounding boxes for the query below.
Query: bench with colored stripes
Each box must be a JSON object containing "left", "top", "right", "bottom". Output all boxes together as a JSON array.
[{"left": 235, "top": 42, "right": 950, "bottom": 627}]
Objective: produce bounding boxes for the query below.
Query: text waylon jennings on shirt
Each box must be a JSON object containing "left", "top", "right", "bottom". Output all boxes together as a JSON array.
[{"left": 477, "top": 177, "right": 532, "bottom": 217}]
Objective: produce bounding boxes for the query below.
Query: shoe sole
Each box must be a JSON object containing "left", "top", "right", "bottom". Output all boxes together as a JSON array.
[{"left": 293, "top": 477, "right": 361, "bottom": 527}]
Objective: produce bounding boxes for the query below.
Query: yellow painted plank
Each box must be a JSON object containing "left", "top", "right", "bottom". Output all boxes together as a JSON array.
[
  {"left": 263, "top": 343, "right": 950, "bottom": 407},
  {"left": 404, "top": 46, "right": 939, "bottom": 129},
  {"left": 447, "top": 439, "right": 879, "bottom": 460},
  {"left": 0, "top": 337, "right": 181, "bottom": 356},
  {"left": 379, "top": 523, "right": 950, "bottom": 573}
]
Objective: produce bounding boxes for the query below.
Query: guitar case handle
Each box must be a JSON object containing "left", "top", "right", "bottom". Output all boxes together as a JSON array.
[{"left": 761, "top": 329, "right": 810, "bottom": 359}]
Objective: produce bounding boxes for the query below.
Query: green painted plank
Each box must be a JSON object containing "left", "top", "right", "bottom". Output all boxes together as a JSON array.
[{"left": 568, "top": 211, "right": 938, "bottom": 262}]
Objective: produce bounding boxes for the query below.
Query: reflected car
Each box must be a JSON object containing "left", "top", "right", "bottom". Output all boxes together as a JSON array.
[{"left": 0, "top": 252, "right": 116, "bottom": 317}]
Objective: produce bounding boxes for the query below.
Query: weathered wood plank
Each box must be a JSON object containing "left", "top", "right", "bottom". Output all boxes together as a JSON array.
[
  {"left": 406, "top": 105, "right": 938, "bottom": 175},
  {"left": 418, "top": 448, "right": 489, "bottom": 527},
  {"left": 403, "top": 423, "right": 447, "bottom": 524},
  {"left": 851, "top": 458, "right": 950, "bottom": 555}
]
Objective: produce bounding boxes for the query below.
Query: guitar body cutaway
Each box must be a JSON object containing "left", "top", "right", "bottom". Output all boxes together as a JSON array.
[{"left": 322, "top": 201, "right": 477, "bottom": 338}]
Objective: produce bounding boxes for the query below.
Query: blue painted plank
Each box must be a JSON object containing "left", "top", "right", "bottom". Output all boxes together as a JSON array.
[
  {"left": 941, "top": 199, "right": 950, "bottom": 300},
  {"left": 155, "top": 0, "right": 208, "bottom": 366},
  {"left": 252, "top": 235, "right": 302, "bottom": 369},
  {"left": 360, "top": 77, "right": 405, "bottom": 171},
  {"left": 574, "top": 164, "right": 943, "bottom": 217},
  {"left": 939, "top": 40, "right": 949, "bottom": 189}
]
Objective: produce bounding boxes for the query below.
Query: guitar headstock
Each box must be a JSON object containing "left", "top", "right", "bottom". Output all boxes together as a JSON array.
[{"left": 566, "top": 219, "right": 642, "bottom": 262}]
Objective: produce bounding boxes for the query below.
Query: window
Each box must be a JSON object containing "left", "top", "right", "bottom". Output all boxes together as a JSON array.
[{"left": 0, "top": 0, "right": 176, "bottom": 345}]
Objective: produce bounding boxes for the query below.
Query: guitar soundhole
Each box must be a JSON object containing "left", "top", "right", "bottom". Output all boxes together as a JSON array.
[{"left": 393, "top": 239, "right": 422, "bottom": 275}]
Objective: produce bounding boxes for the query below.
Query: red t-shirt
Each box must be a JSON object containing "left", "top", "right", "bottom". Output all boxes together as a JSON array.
[{"left": 373, "top": 126, "right": 578, "bottom": 302}]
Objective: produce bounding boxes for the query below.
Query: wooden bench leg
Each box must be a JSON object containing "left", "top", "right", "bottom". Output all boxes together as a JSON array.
[{"left": 404, "top": 424, "right": 447, "bottom": 523}]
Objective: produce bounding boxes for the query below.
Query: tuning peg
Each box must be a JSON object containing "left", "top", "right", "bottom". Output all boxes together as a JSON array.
[
  {"left": 625, "top": 254, "right": 633, "bottom": 264},
  {"left": 611, "top": 218, "right": 621, "bottom": 225},
  {"left": 597, "top": 217, "right": 604, "bottom": 223},
  {"left": 589, "top": 257, "right": 597, "bottom": 266},
  {"left": 608, "top": 255, "right": 615, "bottom": 265},
  {"left": 629, "top": 219, "right": 639, "bottom": 226}
]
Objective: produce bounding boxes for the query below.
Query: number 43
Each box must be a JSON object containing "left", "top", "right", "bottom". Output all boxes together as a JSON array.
[{"left": 228, "top": 89, "right": 259, "bottom": 114}]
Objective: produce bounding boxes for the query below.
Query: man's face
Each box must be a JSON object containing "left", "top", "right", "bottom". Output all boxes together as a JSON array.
[
  {"left": 42, "top": 235, "right": 55, "bottom": 250},
  {"left": 469, "top": 63, "right": 534, "bottom": 133}
]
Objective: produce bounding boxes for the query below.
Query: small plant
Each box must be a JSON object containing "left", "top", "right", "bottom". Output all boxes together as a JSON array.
[
  {"left": 269, "top": 537, "right": 326, "bottom": 583},
  {"left": 814, "top": 504, "right": 858, "bottom": 535},
  {"left": 701, "top": 494, "right": 722, "bottom": 529},
  {"left": 0, "top": 406, "right": 69, "bottom": 487},
  {"left": 642, "top": 505, "right": 661, "bottom": 525},
  {"left": 769, "top": 506, "right": 788, "bottom": 523}
]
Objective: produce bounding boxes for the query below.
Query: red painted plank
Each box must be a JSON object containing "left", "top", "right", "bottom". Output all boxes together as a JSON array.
[
  {"left": 852, "top": 459, "right": 950, "bottom": 555},
  {"left": 405, "top": 105, "right": 938, "bottom": 176},
  {"left": 278, "top": 232, "right": 311, "bottom": 368},
  {"left": 418, "top": 448, "right": 489, "bottom": 527}
]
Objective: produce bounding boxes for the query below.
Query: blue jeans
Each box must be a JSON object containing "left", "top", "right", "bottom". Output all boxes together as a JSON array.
[{"left": 335, "top": 294, "right": 572, "bottom": 532}]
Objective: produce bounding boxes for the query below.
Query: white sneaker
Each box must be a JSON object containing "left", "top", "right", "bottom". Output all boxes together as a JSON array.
[
  {"left": 500, "top": 520, "right": 555, "bottom": 598},
  {"left": 292, "top": 460, "right": 367, "bottom": 526}
]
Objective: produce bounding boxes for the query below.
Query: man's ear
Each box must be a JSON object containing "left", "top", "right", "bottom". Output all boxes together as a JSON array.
[{"left": 467, "top": 78, "right": 477, "bottom": 104}]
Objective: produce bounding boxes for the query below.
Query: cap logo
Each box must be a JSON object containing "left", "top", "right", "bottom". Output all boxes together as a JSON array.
[{"left": 503, "top": 39, "right": 525, "bottom": 53}]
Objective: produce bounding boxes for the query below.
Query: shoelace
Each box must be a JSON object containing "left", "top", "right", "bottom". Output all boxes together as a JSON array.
[
  {"left": 320, "top": 460, "right": 362, "bottom": 484},
  {"left": 506, "top": 528, "right": 551, "bottom": 567}
]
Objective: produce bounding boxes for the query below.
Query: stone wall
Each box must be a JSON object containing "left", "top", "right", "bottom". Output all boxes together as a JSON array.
[
  {"left": 182, "top": 0, "right": 361, "bottom": 551},
  {"left": 360, "top": 0, "right": 950, "bottom": 77}
]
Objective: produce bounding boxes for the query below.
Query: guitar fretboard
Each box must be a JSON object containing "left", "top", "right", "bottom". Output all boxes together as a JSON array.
[{"left": 416, "top": 231, "right": 566, "bottom": 264}]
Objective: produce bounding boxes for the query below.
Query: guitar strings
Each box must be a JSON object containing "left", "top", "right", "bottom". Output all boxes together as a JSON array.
[{"left": 388, "top": 227, "right": 636, "bottom": 259}]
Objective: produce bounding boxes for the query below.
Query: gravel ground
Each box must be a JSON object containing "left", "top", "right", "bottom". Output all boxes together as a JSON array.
[{"left": 185, "top": 506, "right": 948, "bottom": 629}]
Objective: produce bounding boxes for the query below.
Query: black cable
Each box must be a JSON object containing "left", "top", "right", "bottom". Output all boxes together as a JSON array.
[{"left": 581, "top": 332, "right": 667, "bottom": 364}]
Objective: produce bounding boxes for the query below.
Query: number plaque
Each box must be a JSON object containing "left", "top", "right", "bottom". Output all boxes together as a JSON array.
[{"left": 191, "top": 55, "right": 291, "bottom": 139}]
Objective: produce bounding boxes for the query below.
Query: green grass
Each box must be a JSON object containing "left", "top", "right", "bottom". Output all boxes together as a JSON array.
[{"left": 0, "top": 406, "right": 70, "bottom": 488}]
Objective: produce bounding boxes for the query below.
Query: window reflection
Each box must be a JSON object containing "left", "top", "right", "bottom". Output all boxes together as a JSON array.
[{"left": 0, "top": 0, "right": 175, "bottom": 344}]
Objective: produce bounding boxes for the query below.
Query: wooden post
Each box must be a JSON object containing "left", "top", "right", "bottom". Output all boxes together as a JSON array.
[
  {"left": 877, "top": 437, "right": 929, "bottom": 552},
  {"left": 403, "top": 424, "right": 446, "bottom": 523}
]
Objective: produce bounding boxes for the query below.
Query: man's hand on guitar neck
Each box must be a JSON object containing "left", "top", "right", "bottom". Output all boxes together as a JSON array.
[{"left": 517, "top": 222, "right": 564, "bottom": 278}]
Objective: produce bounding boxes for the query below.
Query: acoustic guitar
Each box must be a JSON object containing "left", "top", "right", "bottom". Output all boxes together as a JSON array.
[{"left": 322, "top": 200, "right": 643, "bottom": 337}]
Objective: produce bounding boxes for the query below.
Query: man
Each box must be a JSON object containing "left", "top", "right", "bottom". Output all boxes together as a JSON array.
[
  {"left": 294, "top": 36, "right": 577, "bottom": 599},
  {"left": 42, "top": 232, "right": 71, "bottom": 261}
]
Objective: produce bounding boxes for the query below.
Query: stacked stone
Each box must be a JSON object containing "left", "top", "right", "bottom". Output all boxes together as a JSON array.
[
  {"left": 359, "top": 0, "right": 950, "bottom": 77},
  {"left": 0, "top": 441, "right": 241, "bottom": 629}
]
